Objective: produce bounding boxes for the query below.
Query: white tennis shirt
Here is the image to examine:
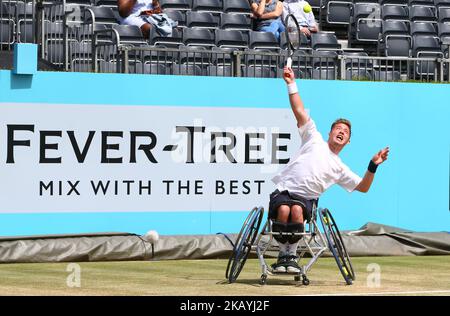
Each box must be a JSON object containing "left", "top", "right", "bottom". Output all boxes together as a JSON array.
[{"left": 271, "top": 119, "right": 362, "bottom": 200}]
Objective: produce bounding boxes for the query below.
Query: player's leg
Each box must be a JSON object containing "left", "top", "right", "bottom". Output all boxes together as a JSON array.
[
  {"left": 271, "top": 204, "right": 290, "bottom": 272},
  {"left": 283, "top": 204, "right": 304, "bottom": 273}
]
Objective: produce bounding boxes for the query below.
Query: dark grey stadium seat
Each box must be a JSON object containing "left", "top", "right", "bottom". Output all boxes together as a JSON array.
[
  {"left": 342, "top": 51, "right": 372, "bottom": 70},
  {"left": 143, "top": 43, "right": 181, "bottom": 64},
  {"left": 381, "top": 5, "right": 409, "bottom": 21},
  {"left": 186, "top": 11, "right": 219, "bottom": 29},
  {"left": 223, "top": 0, "right": 251, "bottom": 15},
  {"left": 382, "top": 20, "right": 410, "bottom": 35},
  {"left": 245, "top": 65, "right": 277, "bottom": 78},
  {"left": 373, "top": 69, "right": 401, "bottom": 81},
  {"left": 244, "top": 49, "right": 279, "bottom": 67},
  {"left": 248, "top": 31, "right": 279, "bottom": 50},
  {"left": 15, "top": 2, "right": 34, "bottom": 21},
  {"left": 215, "top": 29, "right": 247, "bottom": 48},
  {"left": 112, "top": 24, "right": 147, "bottom": 45},
  {"left": 179, "top": 45, "right": 212, "bottom": 64},
  {"left": 348, "top": 2, "right": 380, "bottom": 46},
  {"left": 438, "top": 22, "right": 450, "bottom": 44},
  {"left": 18, "top": 20, "right": 34, "bottom": 43},
  {"left": 183, "top": 28, "right": 215, "bottom": 46},
  {"left": 165, "top": 10, "right": 187, "bottom": 27},
  {"left": 77, "top": 24, "right": 111, "bottom": 43},
  {"left": 0, "top": 19, "right": 15, "bottom": 45},
  {"left": 384, "top": 35, "right": 411, "bottom": 56},
  {"left": 435, "top": 0, "right": 450, "bottom": 10},
  {"left": 410, "top": 22, "right": 437, "bottom": 38},
  {"left": 412, "top": 35, "right": 442, "bottom": 56},
  {"left": 311, "top": 50, "right": 339, "bottom": 68},
  {"left": 206, "top": 65, "right": 233, "bottom": 76},
  {"left": 95, "top": 0, "right": 119, "bottom": 7},
  {"left": 71, "top": 42, "right": 95, "bottom": 72},
  {"left": 308, "top": 0, "right": 322, "bottom": 9},
  {"left": 149, "top": 27, "right": 183, "bottom": 45},
  {"left": 84, "top": 6, "right": 118, "bottom": 25},
  {"left": 438, "top": 8, "right": 450, "bottom": 23},
  {"left": 379, "top": 0, "right": 408, "bottom": 4},
  {"left": 408, "top": 0, "right": 435, "bottom": 6},
  {"left": 356, "top": 18, "right": 382, "bottom": 42},
  {"left": 279, "top": 31, "right": 309, "bottom": 49},
  {"left": 409, "top": 6, "right": 437, "bottom": 23},
  {"left": 134, "top": 63, "right": 169, "bottom": 75},
  {"left": 311, "top": 32, "right": 341, "bottom": 51},
  {"left": 278, "top": 49, "right": 312, "bottom": 72},
  {"left": 211, "top": 47, "right": 234, "bottom": 65},
  {"left": 45, "top": 41, "right": 65, "bottom": 65},
  {"left": 220, "top": 13, "right": 252, "bottom": 31},
  {"left": 66, "top": 0, "right": 92, "bottom": 5},
  {"left": 378, "top": 20, "right": 411, "bottom": 56},
  {"left": 160, "top": 0, "right": 191, "bottom": 11},
  {"left": 1, "top": 2, "right": 15, "bottom": 45},
  {"left": 326, "top": 0, "right": 353, "bottom": 25},
  {"left": 311, "top": 67, "right": 337, "bottom": 80},
  {"left": 412, "top": 35, "right": 442, "bottom": 76},
  {"left": 172, "top": 64, "right": 204, "bottom": 76},
  {"left": 192, "top": 0, "right": 223, "bottom": 13}
]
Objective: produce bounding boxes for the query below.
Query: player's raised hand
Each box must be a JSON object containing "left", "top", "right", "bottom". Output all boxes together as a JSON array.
[
  {"left": 283, "top": 66, "right": 295, "bottom": 85},
  {"left": 372, "top": 147, "right": 390, "bottom": 165}
]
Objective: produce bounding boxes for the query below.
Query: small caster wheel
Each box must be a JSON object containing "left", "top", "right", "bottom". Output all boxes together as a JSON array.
[
  {"left": 294, "top": 275, "right": 301, "bottom": 282},
  {"left": 260, "top": 275, "right": 267, "bottom": 285},
  {"left": 302, "top": 276, "right": 310, "bottom": 286}
]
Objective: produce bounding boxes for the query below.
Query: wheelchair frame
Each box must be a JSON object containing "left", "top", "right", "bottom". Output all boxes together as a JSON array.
[{"left": 225, "top": 205, "right": 355, "bottom": 286}]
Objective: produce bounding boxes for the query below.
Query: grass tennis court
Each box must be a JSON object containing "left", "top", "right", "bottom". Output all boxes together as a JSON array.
[{"left": 0, "top": 256, "right": 449, "bottom": 296}]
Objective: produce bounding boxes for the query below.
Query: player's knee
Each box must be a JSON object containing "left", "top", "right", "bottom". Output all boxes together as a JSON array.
[
  {"left": 290, "top": 204, "right": 304, "bottom": 223},
  {"left": 276, "top": 205, "right": 290, "bottom": 222}
]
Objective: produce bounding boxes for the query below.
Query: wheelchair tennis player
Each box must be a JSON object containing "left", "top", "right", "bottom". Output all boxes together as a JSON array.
[{"left": 269, "top": 67, "right": 389, "bottom": 273}]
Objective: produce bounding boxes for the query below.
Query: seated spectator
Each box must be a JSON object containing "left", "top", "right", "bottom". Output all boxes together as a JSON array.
[
  {"left": 250, "top": 0, "right": 285, "bottom": 41},
  {"left": 118, "top": 0, "right": 177, "bottom": 39},
  {"left": 282, "top": 0, "right": 318, "bottom": 37}
]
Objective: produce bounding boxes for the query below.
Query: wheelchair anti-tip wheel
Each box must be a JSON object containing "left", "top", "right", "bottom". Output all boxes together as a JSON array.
[
  {"left": 225, "top": 206, "right": 264, "bottom": 283},
  {"left": 319, "top": 208, "right": 355, "bottom": 285}
]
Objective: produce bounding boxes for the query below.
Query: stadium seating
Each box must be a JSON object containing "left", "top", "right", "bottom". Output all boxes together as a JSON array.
[{"left": 1, "top": 0, "right": 449, "bottom": 81}]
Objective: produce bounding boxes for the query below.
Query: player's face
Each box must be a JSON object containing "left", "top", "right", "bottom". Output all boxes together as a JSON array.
[{"left": 329, "top": 123, "right": 351, "bottom": 147}]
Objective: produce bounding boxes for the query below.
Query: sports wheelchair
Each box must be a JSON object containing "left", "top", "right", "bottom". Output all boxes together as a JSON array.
[{"left": 225, "top": 204, "right": 355, "bottom": 286}]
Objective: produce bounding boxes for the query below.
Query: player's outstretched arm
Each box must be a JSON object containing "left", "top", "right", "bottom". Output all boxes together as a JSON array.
[
  {"left": 355, "top": 147, "right": 390, "bottom": 193},
  {"left": 283, "top": 66, "right": 309, "bottom": 128}
]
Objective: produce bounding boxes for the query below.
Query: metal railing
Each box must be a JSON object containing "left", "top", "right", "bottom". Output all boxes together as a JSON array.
[
  {"left": 0, "top": 0, "right": 37, "bottom": 50},
  {"left": 91, "top": 38, "right": 450, "bottom": 82}
]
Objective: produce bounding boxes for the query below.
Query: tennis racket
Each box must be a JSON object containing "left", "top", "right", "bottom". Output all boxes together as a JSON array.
[{"left": 283, "top": 14, "right": 301, "bottom": 68}]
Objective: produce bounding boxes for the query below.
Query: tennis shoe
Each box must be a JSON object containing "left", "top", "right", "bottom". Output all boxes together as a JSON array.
[
  {"left": 271, "top": 255, "right": 288, "bottom": 273},
  {"left": 285, "top": 255, "right": 301, "bottom": 273}
]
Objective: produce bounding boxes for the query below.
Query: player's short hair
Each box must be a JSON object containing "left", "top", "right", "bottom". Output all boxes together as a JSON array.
[{"left": 330, "top": 118, "right": 352, "bottom": 137}]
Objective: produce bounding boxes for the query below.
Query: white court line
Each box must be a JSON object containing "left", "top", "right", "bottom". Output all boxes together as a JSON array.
[{"left": 297, "top": 290, "right": 450, "bottom": 296}]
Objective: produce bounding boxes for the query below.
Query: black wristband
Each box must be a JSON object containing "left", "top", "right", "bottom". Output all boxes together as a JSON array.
[{"left": 368, "top": 160, "right": 378, "bottom": 173}]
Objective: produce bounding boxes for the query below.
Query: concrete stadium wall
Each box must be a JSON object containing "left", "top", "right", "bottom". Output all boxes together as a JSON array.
[{"left": 0, "top": 69, "right": 449, "bottom": 236}]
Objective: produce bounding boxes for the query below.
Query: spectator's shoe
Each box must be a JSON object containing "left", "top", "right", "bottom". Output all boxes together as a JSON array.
[
  {"left": 285, "top": 255, "right": 301, "bottom": 273},
  {"left": 271, "top": 255, "right": 288, "bottom": 273}
]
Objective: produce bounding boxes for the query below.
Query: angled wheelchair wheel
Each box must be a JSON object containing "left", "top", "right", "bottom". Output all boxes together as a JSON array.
[
  {"left": 319, "top": 208, "right": 355, "bottom": 285},
  {"left": 225, "top": 206, "right": 264, "bottom": 283}
]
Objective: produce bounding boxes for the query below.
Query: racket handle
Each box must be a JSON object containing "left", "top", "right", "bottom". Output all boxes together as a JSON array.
[{"left": 286, "top": 57, "right": 292, "bottom": 68}]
